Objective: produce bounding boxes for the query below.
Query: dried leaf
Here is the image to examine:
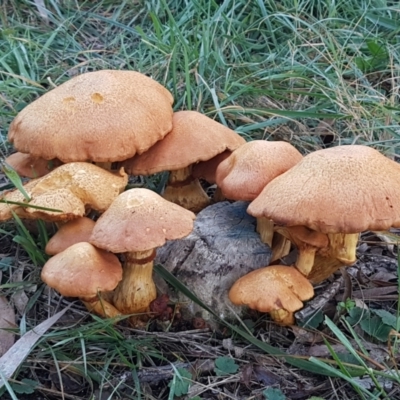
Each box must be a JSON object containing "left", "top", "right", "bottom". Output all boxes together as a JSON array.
[
  {"left": 0, "top": 305, "right": 71, "bottom": 389},
  {"left": 0, "top": 296, "right": 16, "bottom": 356}
]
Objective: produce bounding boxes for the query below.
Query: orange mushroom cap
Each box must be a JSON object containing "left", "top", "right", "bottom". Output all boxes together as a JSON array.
[
  {"left": 248, "top": 145, "right": 400, "bottom": 233},
  {"left": 90, "top": 188, "right": 196, "bottom": 253},
  {"left": 8, "top": 70, "right": 174, "bottom": 163},
  {"left": 5, "top": 152, "right": 62, "bottom": 178},
  {"left": 41, "top": 242, "right": 123, "bottom": 298},
  {"left": 229, "top": 265, "right": 314, "bottom": 324},
  {"left": 45, "top": 217, "right": 95, "bottom": 255},
  {"left": 121, "top": 111, "right": 245, "bottom": 175},
  {"left": 216, "top": 140, "right": 302, "bottom": 201}
]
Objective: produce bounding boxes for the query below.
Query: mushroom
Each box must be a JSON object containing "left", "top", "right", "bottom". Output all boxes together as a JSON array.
[
  {"left": 8, "top": 70, "right": 174, "bottom": 167},
  {"left": 41, "top": 242, "right": 123, "bottom": 318},
  {"left": 89, "top": 188, "right": 195, "bottom": 319},
  {"left": 215, "top": 140, "right": 302, "bottom": 260},
  {"left": 229, "top": 265, "right": 314, "bottom": 325},
  {"left": 5, "top": 152, "right": 63, "bottom": 178},
  {"left": 121, "top": 111, "right": 245, "bottom": 212},
  {"left": 45, "top": 217, "right": 95, "bottom": 255},
  {"left": 248, "top": 145, "right": 400, "bottom": 282},
  {"left": 0, "top": 162, "right": 128, "bottom": 222}
]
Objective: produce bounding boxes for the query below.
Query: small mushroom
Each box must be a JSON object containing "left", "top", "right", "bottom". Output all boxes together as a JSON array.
[
  {"left": 5, "top": 152, "right": 62, "bottom": 178},
  {"left": 229, "top": 265, "right": 314, "bottom": 325},
  {"left": 121, "top": 111, "right": 245, "bottom": 212},
  {"left": 41, "top": 242, "right": 123, "bottom": 318},
  {"left": 90, "top": 188, "right": 195, "bottom": 320},
  {"left": 45, "top": 217, "right": 95, "bottom": 255}
]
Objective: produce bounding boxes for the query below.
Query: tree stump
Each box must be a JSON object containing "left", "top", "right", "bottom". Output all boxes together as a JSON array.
[{"left": 155, "top": 201, "right": 272, "bottom": 322}]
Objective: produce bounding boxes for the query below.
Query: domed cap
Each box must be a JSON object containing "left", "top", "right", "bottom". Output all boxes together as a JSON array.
[
  {"left": 229, "top": 265, "right": 314, "bottom": 324},
  {"left": 122, "top": 111, "right": 245, "bottom": 175},
  {"left": 90, "top": 188, "right": 196, "bottom": 253},
  {"left": 216, "top": 140, "right": 302, "bottom": 201},
  {"left": 8, "top": 70, "right": 174, "bottom": 163},
  {"left": 248, "top": 145, "right": 400, "bottom": 233},
  {"left": 45, "top": 217, "right": 95, "bottom": 255},
  {"left": 41, "top": 242, "right": 122, "bottom": 298},
  {"left": 5, "top": 152, "right": 62, "bottom": 178}
]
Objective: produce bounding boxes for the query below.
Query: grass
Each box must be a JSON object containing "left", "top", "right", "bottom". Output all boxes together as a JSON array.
[{"left": 1, "top": 0, "right": 400, "bottom": 398}]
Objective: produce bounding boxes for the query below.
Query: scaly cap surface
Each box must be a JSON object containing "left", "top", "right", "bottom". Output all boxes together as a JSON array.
[
  {"left": 8, "top": 70, "right": 174, "bottom": 162},
  {"left": 90, "top": 188, "right": 196, "bottom": 253}
]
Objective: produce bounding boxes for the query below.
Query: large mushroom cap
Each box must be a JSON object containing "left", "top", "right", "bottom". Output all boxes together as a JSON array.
[
  {"left": 122, "top": 111, "right": 245, "bottom": 175},
  {"left": 216, "top": 140, "right": 303, "bottom": 201},
  {"left": 41, "top": 242, "right": 123, "bottom": 298},
  {"left": 229, "top": 265, "right": 314, "bottom": 316},
  {"left": 248, "top": 145, "right": 400, "bottom": 233},
  {"left": 90, "top": 188, "right": 196, "bottom": 253},
  {"left": 8, "top": 70, "right": 174, "bottom": 163}
]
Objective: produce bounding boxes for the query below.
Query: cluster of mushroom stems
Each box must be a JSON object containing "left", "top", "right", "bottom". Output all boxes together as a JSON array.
[{"left": 3, "top": 69, "right": 400, "bottom": 326}]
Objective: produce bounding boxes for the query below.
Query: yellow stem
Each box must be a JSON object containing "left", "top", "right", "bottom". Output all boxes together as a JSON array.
[
  {"left": 113, "top": 249, "right": 157, "bottom": 315},
  {"left": 163, "top": 166, "right": 210, "bottom": 213}
]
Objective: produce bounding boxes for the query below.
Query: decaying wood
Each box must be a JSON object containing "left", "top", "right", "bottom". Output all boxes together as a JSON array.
[{"left": 156, "top": 201, "right": 272, "bottom": 321}]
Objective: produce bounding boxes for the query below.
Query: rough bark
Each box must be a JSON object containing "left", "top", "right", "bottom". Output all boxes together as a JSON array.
[{"left": 155, "top": 201, "right": 272, "bottom": 321}]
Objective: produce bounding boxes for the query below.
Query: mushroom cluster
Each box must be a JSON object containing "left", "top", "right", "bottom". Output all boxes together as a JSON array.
[{"left": 5, "top": 68, "right": 400, "bottom": 328}]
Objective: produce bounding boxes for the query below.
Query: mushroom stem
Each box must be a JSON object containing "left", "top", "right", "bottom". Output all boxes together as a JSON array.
[
  {"left": 163, "top": 166, "right": 210, "bottom": 213},
  {"left": 306, "top": 256, "right": 344, "bottom": 284},
  {"left": 270, "top": 233, "right": 291, "bottom": 263},
  {"left": 306, "top": 233, "right": 359, "bottom": 283},
  {"left": 81, "top": 294, "right": 121, "bottom": 318},
  {"left": 113, "top": 249, "right": 157, "bottom": 315},
  {"left": 270, "top": 309, "right": 294, "bottom": 326},
  {"left": 325, "top": 233, "right": 359, "bottom": 264},
  {"left": 274, "top": 226, "right": 330, "bottom": 277},
  {"left": 256, "top": 217, "right": 274, "bottom": 247}
]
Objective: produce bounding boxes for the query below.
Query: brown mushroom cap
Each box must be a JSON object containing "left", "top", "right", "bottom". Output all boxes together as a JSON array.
[
  {"left": 216, "top": 140, "right": 303, "bottom": 201},
  {"left": 248, "top": 145, "right": 400, "bottom": 233},
  {"left": 45, "top": 217, "right": 95, "bottom": 255},
  {"left": 41, "top": 242, "right": 123, "bottom": 298},
  {"left": 229, "top": 265, "right": 314, "bottom": 313},
  {"left": 122, "top": 111, "right": 245, "bottom": 175},
  {"left": 5, "top": 152, "right": 62, "bottom": 178},
  {"left": 90, "top": 188, "right": 196, "bottom": 253},
  {"left": 8, "top": 70, "right": 174, "bottom": 163}
]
